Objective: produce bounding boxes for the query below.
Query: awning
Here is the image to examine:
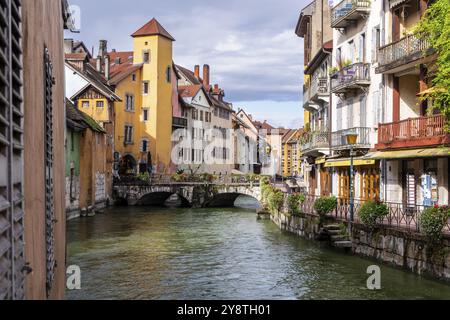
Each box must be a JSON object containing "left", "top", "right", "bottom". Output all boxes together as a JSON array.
[
  {"left": 389, "top": 0, "right": 410, "bottom": 9},
  {"left": 315, "top": 157, "right": 326, "bottom": 165},
  {"left": 324, "top": 158, "right": 376, "bottom": 168},
  {"left": 365, "top": 147, "right": 450, "bottom": 160}
]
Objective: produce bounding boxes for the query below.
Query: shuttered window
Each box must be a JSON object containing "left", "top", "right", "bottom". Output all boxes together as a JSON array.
[
  {"left": 0, "top": 0, "right": 25, "bottom": 300},
  {"left": 44, "top": 47, "right": 56, "bottom": 298}
]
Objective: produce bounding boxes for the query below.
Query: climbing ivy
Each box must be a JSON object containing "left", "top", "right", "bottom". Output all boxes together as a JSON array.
[{"left": 414, "top": 0, "right": 450, "bottom": 122}]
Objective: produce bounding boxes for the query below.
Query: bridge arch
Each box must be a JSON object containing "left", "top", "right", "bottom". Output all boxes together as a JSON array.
[{"left": 138, "top": 192, "right": 192, "bottom": 207}]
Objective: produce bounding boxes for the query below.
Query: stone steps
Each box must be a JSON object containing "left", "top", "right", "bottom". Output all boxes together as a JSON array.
[{"left": 331, "top": 235, "right": 349, "bottom": 242}]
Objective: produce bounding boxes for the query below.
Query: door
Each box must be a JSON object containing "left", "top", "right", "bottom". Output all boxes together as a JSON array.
[
  {"left": 320, "top": 167, "right": 332, "bottom": 196},
  {"left": 360, "top": 166, "right": 380, "bottom": 201}
]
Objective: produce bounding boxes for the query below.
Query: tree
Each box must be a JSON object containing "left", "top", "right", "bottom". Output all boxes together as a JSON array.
[{"left": 415, "top": 0, "right": 450, "bottom": 122}]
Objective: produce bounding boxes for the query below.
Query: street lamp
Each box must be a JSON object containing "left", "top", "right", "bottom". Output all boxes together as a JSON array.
[{"left": 346, "top": 131, "right": 358, "bottom": 227}]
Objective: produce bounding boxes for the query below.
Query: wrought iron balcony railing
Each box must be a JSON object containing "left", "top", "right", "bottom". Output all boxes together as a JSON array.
[
  {"left": 331, "top": 0, "right": 371, "bottom": 29},
  {"left": 303, "top": 77, "right": 329, "bottom": 109},
  {"left": 376, "top": 34, "right": 431, "bottom": 73},
  {"left": 331, "top": 63, "right": 370, "bottom": 94},
  {"left": 301, "top": 131, "right": 330, "bottom": 153},
  {"left": 331, "top": 127, "right": 372, "bottom": 150}
]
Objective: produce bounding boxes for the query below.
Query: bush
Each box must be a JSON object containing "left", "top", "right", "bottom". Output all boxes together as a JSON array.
[
  {"left": 287, "top": 193, "right": 306, "bottom": 216},
  {"left": 137, "top": 172, "right": 150, "bottom": 182},
  {"left": 314, "top": 196, "right": 337, "bottom": 217},
  {"left": 419, "top": 206, "right": 450, "bottom": 243},
  {"left": 358, "top": 201, "right": 389, "bottom": 229},
  {"left": 268, "top": 189, "right": 284, "bottom": 213}
]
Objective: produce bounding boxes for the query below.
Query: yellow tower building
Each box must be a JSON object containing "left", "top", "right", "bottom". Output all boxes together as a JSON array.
[{"left": 106, "top": 18, "right": 175, "bottom": 174}]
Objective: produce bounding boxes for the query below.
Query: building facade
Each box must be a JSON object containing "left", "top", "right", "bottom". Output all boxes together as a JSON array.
[
  {"left": 1, "top": 0, "right": 74, "bottom": 300},
  {"left": 370, "top": 0, "right": 449, "bottom": 207}
]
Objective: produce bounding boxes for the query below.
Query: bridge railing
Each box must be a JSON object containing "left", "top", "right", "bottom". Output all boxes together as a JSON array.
[{"left": 113, "top": 174, "right": 270, "bottom": 186}]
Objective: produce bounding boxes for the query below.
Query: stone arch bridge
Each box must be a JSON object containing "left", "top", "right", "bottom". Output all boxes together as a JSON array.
[{"left": 113, "top": 182, "right": 262, "bottom": 208}]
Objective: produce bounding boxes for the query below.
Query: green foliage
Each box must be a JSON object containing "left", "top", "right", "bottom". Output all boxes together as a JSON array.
[
  {"left": 419, "top": 206, "right": 450, "bottom": 243},
  {"left": 287, "top": 193, "right": 305, "bottom": 216},
  {"left": 171, "top": 173, "right": 188, "bottom": 182},
  {"left": 329, "top": 66, "right": 339, "bottom": 75},
  {"left": 342, "top": 59, "right": 353, "bottom": 68},
  {"left": 314, "top": 196, "right": 337, "bottom": 217},
  {"left": 414, "top": 0, "right": 450, "bottom": 123},
  {"left": 268, "top": 189, "right": 284, "bottom": 213},
  {"left": 358, "top": 201, "right": 389, "bottom": 230},
  {"left": 137, "top": 172, "right": 150, "bottom": 182}
]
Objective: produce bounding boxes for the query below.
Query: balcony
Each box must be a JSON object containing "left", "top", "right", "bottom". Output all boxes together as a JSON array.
[
  {"left": 376, "top": 34, "right": 433, "bottom": 74},
  {"left": 376, "top": 115, "right": 450, "bottom": 150},
  {"left": 303, "top": 77, "right": 329, "bottom": 111},
  {"left": 301, "top": 131, "right": 330, "bottom": 156},
  {"left": 331, "top": 0, "right": 371, "bottom": 29},
  {"left": 331, "top": 63, "right": 370, "bottom": 94},
  {"left": 172, "top": 117, "right": 188, "bottom": 128},
  {"left": 331, "top": 127, "right": 372, "bottom": 150}
]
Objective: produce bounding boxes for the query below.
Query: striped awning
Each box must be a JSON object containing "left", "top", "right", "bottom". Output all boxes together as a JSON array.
[
  {"left": 389, "top": 0, "right": 410, "bottom": 9},
  {"left": 365, "top": 147, "right": 450, "bottom": 160}
]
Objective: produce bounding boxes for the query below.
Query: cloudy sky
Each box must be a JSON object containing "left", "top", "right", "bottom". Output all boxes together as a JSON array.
[{"left": 66, "top": 0, "right": 308, "bottom": 128}]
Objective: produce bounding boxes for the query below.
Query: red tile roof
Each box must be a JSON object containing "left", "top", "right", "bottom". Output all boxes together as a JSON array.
[
  {"left": 178, "top": 85, "right": 203, "bottom": 98},
  {"left": 131, "top": 18, "right": 175, "bottom": 41}
]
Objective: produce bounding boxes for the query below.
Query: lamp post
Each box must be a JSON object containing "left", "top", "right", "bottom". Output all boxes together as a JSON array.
[{"left": 346, "top": 131, "right": 358, "bottom": 228}]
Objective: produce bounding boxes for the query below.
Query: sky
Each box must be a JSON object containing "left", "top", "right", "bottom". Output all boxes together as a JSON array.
[{"left": 66, "top": 0, "right": 308, "bottom": 128}]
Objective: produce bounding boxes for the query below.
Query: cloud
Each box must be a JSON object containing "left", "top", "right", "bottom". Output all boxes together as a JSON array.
[{"left": 67, "top": 0, "right": 309, "bottom": 126}]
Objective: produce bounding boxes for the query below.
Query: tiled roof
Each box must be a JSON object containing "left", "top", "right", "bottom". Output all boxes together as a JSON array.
[
  {"left": 65, "top": 52, "right": 88, "bottom": 61},
  {"left": 178, "top": 85, "right": 203, "bottom": 98},
  {"left": 66, "top": 60, "right": 121, "bottom": 102},
  {"left": 131, "top": 18, "right": 175, "bottom": 41},
  {"left": 175, "top": 64, "right": 202, "bottom": 85},
  {"left": 109, "top": 64, "right": 143, "bottom": 85}
]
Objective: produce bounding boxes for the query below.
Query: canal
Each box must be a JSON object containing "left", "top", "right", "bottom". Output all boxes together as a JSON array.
[{"left": 66, "top": 197, "right": 450, "bottom": 300}]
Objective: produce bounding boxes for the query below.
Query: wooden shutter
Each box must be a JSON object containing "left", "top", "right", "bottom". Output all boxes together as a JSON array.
[
  {"left": 0, "top": 0, "right": 25, "bottom": 300},
  {"left": 44, "top": 47, "right": 56, "bottom": 298}
]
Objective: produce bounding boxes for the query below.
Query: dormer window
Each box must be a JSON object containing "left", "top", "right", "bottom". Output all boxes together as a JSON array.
[{"left": 115, "top": 57, "right": 121, "bottom": 65}]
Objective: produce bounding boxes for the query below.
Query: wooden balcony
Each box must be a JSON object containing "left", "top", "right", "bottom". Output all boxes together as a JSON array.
[
  {"left": 330, "top": 63, "right": 370, "bottom": 94},
  {"left": 331, "top": 127, "right": 372, "bottom": 150},
  {"left": 376, "top": 34, "right": 433, "bottom": 74},
  {"left": 331, "top": 0, "right": 371, "bottom": 29},
  {"left": 376, "top": 115, "right": 450, "bottom": 150},
  {"left": 172, "top": 117, "right": 188, "bottom": 128}
]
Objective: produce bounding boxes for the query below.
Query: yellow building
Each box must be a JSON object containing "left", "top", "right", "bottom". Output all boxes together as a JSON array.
[
  {"left": 104, "top": 18, "right": 175, "bottom": 174},
  {"left": 282, "top": 129, "right": 302, "bottom": 177}
]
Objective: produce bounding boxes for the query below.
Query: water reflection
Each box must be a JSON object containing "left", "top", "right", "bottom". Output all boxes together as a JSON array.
[{"left": 67, "top": 205, "right": 450, "bottom": 300}]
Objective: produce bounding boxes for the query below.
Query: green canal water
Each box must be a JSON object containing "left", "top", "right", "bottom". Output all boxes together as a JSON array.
[{"left": 66, "top": 197, "right": 450, "bottom": 300}]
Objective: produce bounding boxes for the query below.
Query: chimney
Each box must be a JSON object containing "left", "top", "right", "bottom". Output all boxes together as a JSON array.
[
  {"left": 212, "top": 84, "right": 224, "bottom": 101},
  {"left": 64, "top": 39, "right": 74, "bottom": 53},
  {"left": 96, "top": 55, "right": 102, "bottom": 73},
  {"left": 99, "top": 40, "right": 108, "bottom": 57},
  {"left": 194, "top": 65, "right": 200, "bottom": 78},
  {"left": 104, "top": 55, "right": 110, "bottom": 80},
  {"left": 203, "top": 64, "right": 210, "bottom": 88}
]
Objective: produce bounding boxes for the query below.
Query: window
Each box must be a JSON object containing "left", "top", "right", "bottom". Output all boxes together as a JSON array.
[
  {"left": 143, "top": 81, "right": 149, "bottom": 95},
  {"left": 347, "top": 99, "right": 354, "bottom": 128},
  {"left": 141, "top": 139, "right": 149, "bottom": 153},
  {"left": 359, "top": 33, "right": 366, "bottom": 63},
  {"left": 82, "top": 101, "right": 90, "bottom": 108},
  {"left": 0, "top": 0, "right": 25, "bottom": 300},
  {"left": 348, "top": 40, "right": 355, "bottom": 63},
  {"left": 360, "top": 96, "right": 367, "bottom": 128},
  {"left": 143, "top": 50, "right": 150, "bottom": 63},
  {"left": 96, "top": 101, "right": 104, "bottom": 108},
  {"left": 200, "top": 111, "right": 204, "bottom": 121},
  {"left": 372, "top": 26, "right": 381, "bottom": 63},
  {"left": 124, "top": 125, "right": 134, "bottom": 144},
  {"left": 143, "top": 109, "right": 149, "bottom": 122},
  {"left": 125, "top": 94, "right": 135, "bottom": 111},
  {"left": 132, "top": 73, "right": 137, "bottom": 82},
  {"left": 166, "top": 66, "right": 171, "bottom": 83}
]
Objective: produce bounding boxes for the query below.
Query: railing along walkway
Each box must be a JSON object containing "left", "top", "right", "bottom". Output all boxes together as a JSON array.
[{"left": 300, "top": 195, "right": 450, "bottom": 235}]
